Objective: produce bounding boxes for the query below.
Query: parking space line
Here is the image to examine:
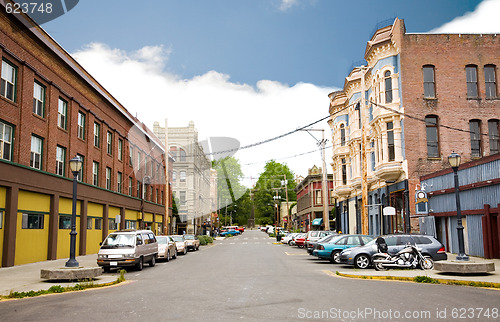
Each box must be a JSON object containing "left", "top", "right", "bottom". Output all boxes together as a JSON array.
[{"left": 285, "top": 252, "right": 308, "bottom": 256}]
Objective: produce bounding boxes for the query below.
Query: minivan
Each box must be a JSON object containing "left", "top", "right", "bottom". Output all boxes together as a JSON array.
[{"left": 97, "top": 229, "right": 158, "bottom": 272}]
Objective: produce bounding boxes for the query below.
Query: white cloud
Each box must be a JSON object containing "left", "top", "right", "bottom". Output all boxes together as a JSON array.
[
  {"left": 72, "top": 43, "right": 337, "bottom": 186},
  {"left": 429, "top": 0, "right": 500, "bottom": 33},
  {"left": 279, "top": 0, "right": 299, "bottom": 11}
]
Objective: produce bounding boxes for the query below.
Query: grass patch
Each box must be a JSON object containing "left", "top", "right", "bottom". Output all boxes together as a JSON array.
[
  {"left": 1, "top": 269, "right": 127, "bottom": 300},
  {"left": 414, "top": 276, "right": 439, "bottom": 284}
]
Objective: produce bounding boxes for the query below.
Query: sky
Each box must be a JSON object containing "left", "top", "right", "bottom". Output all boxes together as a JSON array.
[{"left": 40, "top": 0, "right": 500, "bottom": 187}]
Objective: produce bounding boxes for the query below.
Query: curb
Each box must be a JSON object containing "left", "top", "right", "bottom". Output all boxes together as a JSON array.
[{"left": 334, "top": 271, "right": 500, "bottom": 290}]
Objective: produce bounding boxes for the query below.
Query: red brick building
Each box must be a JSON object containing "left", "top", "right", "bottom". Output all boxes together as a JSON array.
[
  {"left": 329, "top": 18, "right": 500, "bottom": 235},
  {"left": 0, "top": 5, "right": 169, "bottom": 266}
]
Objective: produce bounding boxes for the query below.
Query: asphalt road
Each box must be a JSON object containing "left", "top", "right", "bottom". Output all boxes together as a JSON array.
[{"left": 1, "top": 230, "right": 499, "bottom": 321}]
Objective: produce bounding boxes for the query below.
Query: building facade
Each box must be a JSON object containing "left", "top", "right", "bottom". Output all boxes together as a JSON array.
[
  {"left": 329, "top": 18, "right": 500, "bottom": 236},
  {"left": 153, "top": 121, "right": 214, "bottom": 235},
  {"left": 295, "top": 166, "right": 335, "bottom": 232},
  {"left": 0, "top": 7, "right": 167, "bottom": 266}
]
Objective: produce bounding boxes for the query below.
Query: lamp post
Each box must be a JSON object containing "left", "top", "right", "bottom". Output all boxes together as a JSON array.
[
  {"left": 66, "top": 156, "right": 83, "bottom": 268},
  {"left": 448, "top": 152, "right": 469, "bottom": 261}
]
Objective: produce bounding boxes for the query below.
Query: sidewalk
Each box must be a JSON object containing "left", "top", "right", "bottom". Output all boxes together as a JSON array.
[
  {"left": 333, "top": 253, "right": 500, "bottom": 286},
  {"left": 0, "top": 255, "right": 118, "bottom": 297}
]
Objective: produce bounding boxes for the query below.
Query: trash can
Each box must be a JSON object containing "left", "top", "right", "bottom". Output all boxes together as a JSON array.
[{"left": 276, "top": 234, "right": 282, "bottom": 242}]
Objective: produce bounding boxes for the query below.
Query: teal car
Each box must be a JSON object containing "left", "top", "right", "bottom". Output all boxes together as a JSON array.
[{"left": 312, "top": 234, "right": 374, "bottom": 264}]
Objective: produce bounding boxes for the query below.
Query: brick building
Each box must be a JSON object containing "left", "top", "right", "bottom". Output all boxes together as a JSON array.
[
  {"left": 0, "top": 6, "right": 168, "bottom": 266},
  {"left": 328, "top": 18, "right": 500, "bottom": 235}
]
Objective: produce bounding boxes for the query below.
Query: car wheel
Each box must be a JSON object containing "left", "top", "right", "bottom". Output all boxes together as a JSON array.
[
  {"left": 373, "top": 255, "right": 388, "bottom": 271},
  {"left": 149, "top": 255, "right": 156, "bottom": 267},
  {"left": 136, "top": 257, "right": 143, "bottom": 271},
  {"left": 288, "top": 240, "right": 291, "bottom": 245},
  {"left": 354, "top": 254, "right": 370, "bottom": 269},
  {"left": 166, "top": 250, "right": 170, "bottom": 262},
  {"left": 330, "top": 250, "right": 341, "bottom": 264},
  {"left": 183, "top": 248, "right": 187, "bottom": 255}
]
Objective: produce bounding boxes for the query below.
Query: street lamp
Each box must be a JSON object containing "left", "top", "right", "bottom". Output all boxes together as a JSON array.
[
  {"left": 448, "top": 152, "right": 469, "bottom": 261},
  {"left": 66, "top": 156, "right": 83, "bottom": 267}
]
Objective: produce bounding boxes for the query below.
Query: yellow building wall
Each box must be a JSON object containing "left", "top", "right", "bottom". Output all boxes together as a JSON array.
[
  {"left": 144, "top": 212, "right": 153, "bottom": 222},
  {"left": 86, "top": 202, "right": 103, "bottom": 255},
  {"left": 15, "top": 190, "right": 50, "bottom": 265},
  {"left": 108, "top": 206, "right": 120, "bottom": 233},
  {"left": 125, "top": 209, "right": 139, "bottom": 229},
  {"left": 0, "top": 186, "right": 6, "bottom": 264},
  {"left": 57, "top": 197, "right": 81, "bottom": 259}
]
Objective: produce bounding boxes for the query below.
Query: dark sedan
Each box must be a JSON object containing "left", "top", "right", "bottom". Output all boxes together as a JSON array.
[{"left": 339, "top": 234, "right": 447, "bottom": 269}]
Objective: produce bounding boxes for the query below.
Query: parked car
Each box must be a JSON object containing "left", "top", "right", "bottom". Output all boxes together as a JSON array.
[
  {"left": 313, "top": 234, "right": 374, "bottom": 263},
  {"left": 184, "top": 234, "right": 200, "bottom": 251},
  {"left": 220, "top": 229, "right": 241, "bottom": 236},
  {"left": 307, "top": 233, "right": 340, "bottom": 254},
  {"left": 156, "top": 235, "right": 177, "bottom": 261},
  {"left": 170, "top": 235, "right": 188, "bottom": 255},
  {"left": 281, "top": 233, "right": 299, "bottom": 245},
  {"left": 339, "top": 234, "right": 447, "bottom": 269},
  {"left": 294, "top": 234, "right": 306, "bottom": 248},
  {"left": 305, "top": 230, "right": 338, "bottom": 252},
  {"left": 97, "top": 229, "right": 158, "bottom": 272}
]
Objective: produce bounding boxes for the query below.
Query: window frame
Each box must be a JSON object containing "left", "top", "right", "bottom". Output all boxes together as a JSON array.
[
  {"left": 117, "top": 171, "right": 123, "bottom": 193},
  {"left": 30, "top": 135, "right": 43, "bottom": 170},
  {"left": 466, "top": 65, "right": 479, "bottom": 98},
  {"left": 57, "top": 98, "right": 67, "bottom": 130},
  {"left": 425, "top": 115, "right": 440, "bottom": 158},
  {"left": 22, "top": 213, "right": 44, "bottom": 229},
  {"left": 1, "top": 59, "right": 17, "bottom": 102},
  {"left": 488, "top": 119, "right": 499, "bottom": 155},
  {"left": 0, "top": 120, "right": 14, "bottom": 161},
  {"left": 384, "top": 70, "right": 393, "bottom": 103},
  {"left": 180, "top": 171, "right": 186, "bottom": 182},
  {"left": 118, "top": 139, "right": 123, "bottom": 161},
  {"left": 77, "top": 111, "right": 85, "bottom": 140},
  {"left": 423, "top": 65, "right": 436, "bottom": 98},
  {"left": 76, "top": 154, "right": 84, "bottom": 182},
  {"left": 387, "top": 122, "right": 395, "bottom": 161},
  {"left": 469, "top": 119, "right": 482, "bottom": 158},
  {"left": 105, "top": 167, "right": 112, "bottom": 190},
  {"left": 33, "top": 81, "right": 45, "bottom": 117},
  {"left": 484, "top": 65, "right": 497, "bottom": 99},
  {"left": 128, "top": 177, "right": 133, "bottom": 196},
  {"left": 106, "top": 131, "right": 113, "bottom": 155},
  {"left": 93, "top": 122, "right": 100, "bottom": 148},
  {"left": 55, "top": 145, "right": 66, "bottom": 176},
  {"left": 92, "top": 161, "right": 99, "bottom": 186}
]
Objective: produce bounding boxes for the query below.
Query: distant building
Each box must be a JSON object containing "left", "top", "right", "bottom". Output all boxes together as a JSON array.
[
  {"left": 0, "top": 7, "right": 167, "bottom": 267},
  {"left": 153, "top": 121, "right": 213, "bottom": 235},
  {"left": 328, "top": 18, "right": 500, "bottom": 236},
  {"left": 295, "top": 166, "right": 335, "bottom": 232}
]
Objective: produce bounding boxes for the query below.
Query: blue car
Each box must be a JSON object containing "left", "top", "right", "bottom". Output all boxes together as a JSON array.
[
  {"left": 312, "top": 234, "right": 374, "bottom": 264},
  {"left": 219, "top": 229, "right": 241, "bottom": 236}
]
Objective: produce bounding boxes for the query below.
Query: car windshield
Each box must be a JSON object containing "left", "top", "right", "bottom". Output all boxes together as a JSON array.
[
  {"left": 102, "top": 233, "right": 134, "bottom": 247},
  {"left": 184, "top": 235, "right": 195, "bottom": 240},
  {"left": 156, "top": 236, "right": 168, "bottom": 245},
  {"left": 172, "top": 236, "right": 184, "bottom": 242}
]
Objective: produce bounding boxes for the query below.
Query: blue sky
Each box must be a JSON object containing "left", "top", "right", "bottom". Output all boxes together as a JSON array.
[{"left": 40, "top": 0, "right": 500, "bottom": 183}]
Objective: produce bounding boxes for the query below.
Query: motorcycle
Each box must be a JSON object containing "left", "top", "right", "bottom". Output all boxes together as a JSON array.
[{"left": 371, "top": 237, "right": 434, "bottom": 271}]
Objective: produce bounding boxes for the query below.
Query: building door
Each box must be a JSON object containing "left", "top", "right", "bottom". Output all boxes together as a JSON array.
[{"left": 390, "top": 191, "right": 405, "bottom": 233}]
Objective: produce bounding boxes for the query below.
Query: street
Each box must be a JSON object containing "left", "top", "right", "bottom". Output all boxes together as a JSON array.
[{"left": 1, "top": 230, "right": 499, "bottom": 322}]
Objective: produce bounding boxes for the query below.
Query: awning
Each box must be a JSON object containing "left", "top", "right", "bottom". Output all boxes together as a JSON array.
[{"left": 312, "top": 218, "right": 323, "bottom": 226}]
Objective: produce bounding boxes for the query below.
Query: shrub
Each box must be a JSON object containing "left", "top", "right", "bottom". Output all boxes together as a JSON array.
[
  {"left": 206, "top": 236, "right": 213, "bottom": 243},
  {"left": 414, "top": 276, "right": 438, "bottom": 284},
  {"left": 198, "top": 236, "right": 208, "bottom": 246}
]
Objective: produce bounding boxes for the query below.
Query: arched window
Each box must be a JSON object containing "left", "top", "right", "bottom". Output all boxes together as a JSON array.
[
  {"left": 423, "top": 65, "right": 436, "bottom": 98},
  {"left": 425, "top": 115, "right": 439, "bottom": 158},
  {"left": 384, "top": 71, "right": 392, "bottom": 103},
  {"left": 179, "top": 148, "right": 187, "bottom": 162},
  {"left": 340, "top": 124, "right": 346, "bottom": 146}
]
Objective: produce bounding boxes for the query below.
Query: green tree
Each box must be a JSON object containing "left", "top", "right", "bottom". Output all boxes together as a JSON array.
[{"left": 253, "top": 160, "right": 296, "bottom": 225}]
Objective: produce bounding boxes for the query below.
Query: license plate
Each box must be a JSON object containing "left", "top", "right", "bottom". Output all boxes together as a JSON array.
[{"left": 110, "top": 261, "right": 118, "bottom": 266}]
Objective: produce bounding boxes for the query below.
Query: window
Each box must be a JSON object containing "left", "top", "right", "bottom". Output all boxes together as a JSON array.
[
  {"left": 172, "top": 171, "right": 177, "bottom": 182},
  {"left": 466, "top": 65, "right": 478, "bottom": 98},
  {"left": 340, "top": 124, "right": 346, "bottom": 146},
  {"left": 76, "top": 154, "right": 84, "bottom": 182},
  {"left": 128, "top": 177, "right": 133, "bottom": 196},
  {"left": 180, "top": 171, "right": 186, "bottom": 182},
  {"left": 371, "top": 152, "right": 375, "bottom": 171},
  {"left": 87, "top": 217, "right": 92, "bottom": 229},
  {"left": 423, "top": 65, "right": 436, "bottom": 98},
  {"left": 56, "top": 146, "right": 66, "bottom": 176},
  {"left": 137, "top": 180, "right": 142, "bottom": 198},
  {"left": 1, "top": 59, "right": 17, "bottom": 101},
  {"left": 0, "top": 121, "right": 13, "bottom": 161},
  {"left": 469, "top": 120, "right": 482, "bottom": 158},
  {"left": 58, "top": 98, "right": 67, "bottom": 130},
  {"left": 355, "top": 103, "right": 361, "bottom": 129},
  {"left": 106, "top": 167, "right": 111, "bottom": 190},
  {"left": 22, "top": 213, "right": 44, "bottom": 229},
  {"left": 77, "top": 112, "right": 85, "bottom": 139},
  {"left": 117, "top": 172, "right": 122, "bottom": 193},
  {"left": 485, "top": 65, "right": 497, "bottom": 98},
  {"left": 59, "top": 216, "right": 71, "bottom": 229},
  {"left": 488, "top": 119, "right": 499, "bottom": 155},
  {"left": 387, "top": 122, "right": 395, "bottom": 161},
  {"left": 118, "top": 139, "right": 123, "bottom": 161},
  {"left": 30, "top": 135, "right": 43, "bottom": 170},
  {"left": 92, "top": 161, "right": 99, "bottom": 186},
  {"left": 93, "top": 122, "right": 100, "bottom": 148},
  {"left": 180, "top": 191, "right": 186, "bottom": 205},
  {"left": 315, "top": 190, "right": 322, "bottom": 205},
  {"left": 341, "top": 158, "right": 347, "bottom": 185},
  {"left": 0, "top": 210, "right": 3, "bottom": 229},
  {"left": 126, "top": 220, "right": 137, "bottom": 229},
  {"left": 95, "top": 218, "right": 102, "bottom": 230},
  {"left": 156, "top": 188, "right": 159, "bottom": 204},
  {"left": 137, "top": 151, "right": 141, "bottom": 170},
  {"left": 33, "top": 82, "right": 45, "bottom": 117},
  {"left": 384, "top": 71, "right": 392, "bottom": 103},
  {"left": 144, "top": 156, "right": 148, "bottom": 174},
  {"left": 109, "top": 218, "right": 118, "bottom": 230},
  {"left": 129, "top": 146, "right": 134, "bottom": 166},
  {"left": 425, "top": 116, "right": 439, "bottom": 158},
  {"left": 180, "top": 149, "right": 186, "bottom": 162},
  {"left": 106, "top": 132, "right": 112, "bottom": 155}
]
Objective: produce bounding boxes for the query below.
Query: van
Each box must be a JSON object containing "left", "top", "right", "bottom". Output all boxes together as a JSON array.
[{"left": 97, "top": 229, "right": 158, "bottom": 272}]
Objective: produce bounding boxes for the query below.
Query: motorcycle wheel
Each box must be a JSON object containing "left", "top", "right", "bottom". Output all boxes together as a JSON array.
[
  {"left": 373, "top": 256, "right": 388, "bottom": 271},
  {"left": 419, "top": 256, "right": 434, "bottom": 270}
]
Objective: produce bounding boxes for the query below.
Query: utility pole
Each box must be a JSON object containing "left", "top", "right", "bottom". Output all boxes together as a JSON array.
[
  {"left": 282, "top": 174, "right": 289, "bottom": 230},
  {"left": 164, "top": 119, "right": 170, "bottom": 235},
  {"left": 360, "top": 66, "right": 369, "bottom": 235}
]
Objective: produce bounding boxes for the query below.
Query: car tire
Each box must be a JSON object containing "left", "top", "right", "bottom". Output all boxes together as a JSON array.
[
  {"left": 354, "top": 254, "right": 370, "bottom": 269},
  {"left": 183, "top": 248, "right": 187, "bottom": 255},
  {"left": 330, "top": 250, "right": 341, "bottom": 264},
  {"left": 149, "top": 255, "right": 156, "bottom": 267},
  {"left": 136, "top": 257, "right": 143, "bottom": 271},
  {"left": 166, "top": 250, "right": 170, "bottom": 262},
  {"left": 288, "top": 240, "right": 292, "bottom": 245}
]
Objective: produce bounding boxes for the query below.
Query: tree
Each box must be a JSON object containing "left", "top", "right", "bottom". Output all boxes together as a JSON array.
[{"left": 253, "top": 160, "right": 296, "bottom": 226}]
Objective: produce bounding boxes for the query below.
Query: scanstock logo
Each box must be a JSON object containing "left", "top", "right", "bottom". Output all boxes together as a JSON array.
[{"left": 2, "top": 0, "right": 79, "bottom": 25}]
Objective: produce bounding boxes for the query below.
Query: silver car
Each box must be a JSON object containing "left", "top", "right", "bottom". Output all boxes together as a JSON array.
[
  {"left": 156, "top": 236, "right": 177, "bottom": 261},
  {"left": 170, "top": 235, "right": 188, "bottom": 255}
]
